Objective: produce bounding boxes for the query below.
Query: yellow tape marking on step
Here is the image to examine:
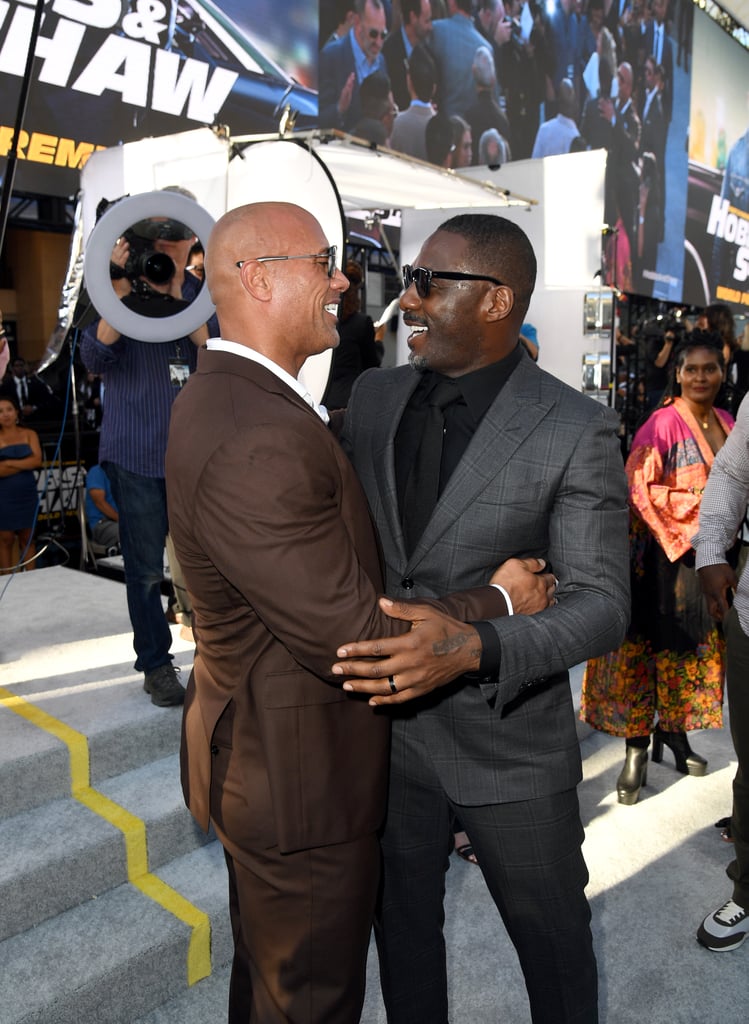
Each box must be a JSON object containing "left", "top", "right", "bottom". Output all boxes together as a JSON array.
[{"left": 0, "top": 687, "right": 211, "bottom": 985}]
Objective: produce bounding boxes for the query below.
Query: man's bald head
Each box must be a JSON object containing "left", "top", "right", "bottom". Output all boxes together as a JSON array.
[
  {"left": 204, "top": 202, "right": 347, "bottom": 374},
  {"left": 206, "top": 202, "right": 320, "bottom": 308}
]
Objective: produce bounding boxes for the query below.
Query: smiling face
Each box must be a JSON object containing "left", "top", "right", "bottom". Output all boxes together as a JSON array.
[
  {"left": 355, "top": 0, "right": 387, "bottom": 64},
  {"left": 207, "top": 202, "right": 349, "bottom": 376},
  {"left": 399, "top": 229, "right": 513, "bottom": 377},
  {"left": 261, "top": 207, "right": 350, "bottom": 368}
]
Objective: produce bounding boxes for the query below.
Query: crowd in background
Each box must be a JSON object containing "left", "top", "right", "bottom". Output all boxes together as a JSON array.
[
  {"left": 319, "top": 0, "right": 690, "bottom": 298},
  {"left": 615, "top": 302, "right": 749, "bottom": 454},
  {"left": 319, "top": 0, "right": 688, "bottom": 175}
]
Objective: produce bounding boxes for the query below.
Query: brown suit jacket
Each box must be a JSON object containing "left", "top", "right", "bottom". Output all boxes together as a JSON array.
[{"left": 166, "top": 348, "right": 505, "bottom": 854}]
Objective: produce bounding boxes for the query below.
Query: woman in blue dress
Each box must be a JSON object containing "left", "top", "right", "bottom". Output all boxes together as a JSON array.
[{"left": 0, "top": 393, "right": 42, "bottom": 572}]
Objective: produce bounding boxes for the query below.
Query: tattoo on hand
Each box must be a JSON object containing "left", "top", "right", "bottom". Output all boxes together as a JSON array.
[{"left": 431, "top": 631, "right": 473, "bottom": 656}]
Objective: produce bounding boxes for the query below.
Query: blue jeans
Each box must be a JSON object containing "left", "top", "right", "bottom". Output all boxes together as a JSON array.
[{"left": 103, "top": 462, "right": 172, "bottom": 674}]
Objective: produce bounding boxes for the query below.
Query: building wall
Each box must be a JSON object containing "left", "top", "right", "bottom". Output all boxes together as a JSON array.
[{"left": 3, "top": 227, "right": 69, "bottom": 365}]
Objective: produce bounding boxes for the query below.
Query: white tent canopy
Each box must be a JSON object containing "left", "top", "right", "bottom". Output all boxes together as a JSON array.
[
  {"left": 230, "top": 130, "right": 536, "bottom": 213},
  {"left": 78, "top": 127, "right": 536, "bottom": 240}
]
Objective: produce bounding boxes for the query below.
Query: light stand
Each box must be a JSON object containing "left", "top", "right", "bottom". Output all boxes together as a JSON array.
[
  {"left": 64, "top": 330, "right": 93, "bottom": 570},
  {"left": 0, "top": 0, "right": 44, "bottom": 260},
  {"left": 32, "top": 328, "right": 87, "bottom": 571}
]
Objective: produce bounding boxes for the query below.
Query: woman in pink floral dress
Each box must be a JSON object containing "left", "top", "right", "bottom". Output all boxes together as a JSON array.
[{"left": 581, "top": 331, "right": 735, "bottom": 804}]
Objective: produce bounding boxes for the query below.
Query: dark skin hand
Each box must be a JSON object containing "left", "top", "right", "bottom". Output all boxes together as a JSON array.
[
  {"left": 332, "top": 557, "right": 556, "bottom": 706},
  {"left": 698, "top": 563, "right": 737, "bottom": 622},
  {"left": 336, "top": 597, "right": 483, "bottom": 706}
]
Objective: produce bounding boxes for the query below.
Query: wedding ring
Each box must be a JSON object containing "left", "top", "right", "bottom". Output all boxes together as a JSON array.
[{"left": 388, "top": 676, "right": 398, "bottom": 694}]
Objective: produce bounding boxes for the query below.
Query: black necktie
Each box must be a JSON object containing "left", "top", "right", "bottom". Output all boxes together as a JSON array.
[{"left": 403, "top": 378, "right": 459, "bottom": 555}]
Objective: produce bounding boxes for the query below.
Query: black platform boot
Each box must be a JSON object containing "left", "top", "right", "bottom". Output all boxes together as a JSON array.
[
  {"left": 652, "top": 725, "right": 708, "bottom": 776},
  {"left": 617, "top": 738, "right": 649, "bottom": 805}
]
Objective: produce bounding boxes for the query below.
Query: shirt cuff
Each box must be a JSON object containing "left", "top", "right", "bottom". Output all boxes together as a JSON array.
[
  {"left": 491, "top": 583, "right": 513, "bottom": 616},
  {"left": 694, "top": 543, "right": 730, "bottom": 570},
  {"left": 466, "top": 619, "right": 502, "bottom": 678}
]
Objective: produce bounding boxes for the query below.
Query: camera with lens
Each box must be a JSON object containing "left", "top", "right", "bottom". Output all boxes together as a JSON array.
[
  {"left": 119, "top": 231, "right": 176, "bottom": 288},
  {"left": 642, "top": 312, "right": 687, "bottom": 345},
  {"left": 99, "top": 196, "right": 195, "bottom": 295},
  {"left": 661, "top": 313, "right": 688, "bottom": 346},
  {"left": 116, "top": 218, "right": 194, "bottom": 292}
]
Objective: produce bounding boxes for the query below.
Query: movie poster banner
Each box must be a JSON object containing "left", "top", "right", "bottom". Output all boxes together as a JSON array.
[
  {"left": 0, "top": 0, "right": 318, "bottom": 196},
  {"left": 318, "top": 0, "right": 699, "bottom": 303},
  {"left": 686, "top": 11, "right": 749, "bottom": 310}
]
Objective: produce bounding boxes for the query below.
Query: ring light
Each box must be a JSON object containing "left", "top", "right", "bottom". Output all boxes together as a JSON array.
[{"left": 83, "top": 191, "right": 216, "bottom": 343}]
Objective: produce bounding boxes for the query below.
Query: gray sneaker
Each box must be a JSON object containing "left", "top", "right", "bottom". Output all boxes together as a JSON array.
[
  {"left": 697, "top": 898, "right": 749, "bottom": 951},
  {"left": 143, "top": 664, "right": 185, "bottom": 707}
]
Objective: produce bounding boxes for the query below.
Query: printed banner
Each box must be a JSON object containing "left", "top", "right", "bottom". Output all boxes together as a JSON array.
[
  {"left": 686, "top": 10, "right": 749, "bottom": 309},
  {"left": 0, "top": 0, "right": 318, "bottom": 195}
]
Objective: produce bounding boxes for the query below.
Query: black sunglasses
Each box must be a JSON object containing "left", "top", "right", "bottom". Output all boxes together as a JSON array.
[
  {"left": 368, "top": 28, "right": 387, "bottom": 40},
  {"left": 236, "top": 245, "right": 337, "bottom": 278},
  {"left": 402, "top": 264, "right": 505, "bottom": 299}
]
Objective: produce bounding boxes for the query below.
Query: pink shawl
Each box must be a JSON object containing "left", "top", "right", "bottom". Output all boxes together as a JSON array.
[{"left": 626, "top": 397, "right": 734, "bottom": 562}]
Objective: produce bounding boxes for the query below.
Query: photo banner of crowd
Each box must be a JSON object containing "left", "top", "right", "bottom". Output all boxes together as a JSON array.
[
  {"left": 0, "top": 0, "right": 318, "bottom": 196},
  {"left": 318, "top": 0, "right": 747, "bottom": 312},
  {"left": 2, "top": 0, "right": 747, "bottom": 314},
  {"left": 688, "top": 11, "right": 749, "bottom": 312}
]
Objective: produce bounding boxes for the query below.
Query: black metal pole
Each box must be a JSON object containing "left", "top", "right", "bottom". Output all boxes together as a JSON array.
[{"left": 0, "top": 0, "right": 46, "bottom": 260}]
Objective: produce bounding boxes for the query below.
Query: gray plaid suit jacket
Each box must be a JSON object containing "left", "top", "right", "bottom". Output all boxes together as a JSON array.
[{"left": 342, "top": 353, "right": 630, "bottom": 805}]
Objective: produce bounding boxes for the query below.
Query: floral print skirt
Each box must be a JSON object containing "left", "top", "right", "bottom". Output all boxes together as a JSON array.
[
  {"left": 580, "top": 628, "right": 725, "bottom": 737},
  {"left": 581, "top": 521, "right": 725, "bottom": 737}
]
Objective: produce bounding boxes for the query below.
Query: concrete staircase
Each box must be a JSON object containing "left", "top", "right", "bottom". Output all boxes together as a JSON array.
[{"left": 0, "top": 567, "right": 232, "bottom": 1024}]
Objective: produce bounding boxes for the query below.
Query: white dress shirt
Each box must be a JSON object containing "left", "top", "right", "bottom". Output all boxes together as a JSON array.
[{"left": 205, "top": 339, "right": 329, "bottom": 423}]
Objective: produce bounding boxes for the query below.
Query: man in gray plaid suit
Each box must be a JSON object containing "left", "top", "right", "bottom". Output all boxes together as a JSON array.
[{"left": 334, "top": 214, "right": 630, "bottom": 1023}]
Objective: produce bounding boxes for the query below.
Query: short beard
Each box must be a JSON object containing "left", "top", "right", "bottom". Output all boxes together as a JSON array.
[{"left": 408, "top": 351, "right": 429, "bottom": 371}]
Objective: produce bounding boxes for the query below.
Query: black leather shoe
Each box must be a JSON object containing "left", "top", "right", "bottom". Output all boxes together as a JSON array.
[
  {"left": 617, "top": 743, "right": 649, "bottom": 805},
  {"left": 652, "top": 725, "right": 707, "bottom": 776}
]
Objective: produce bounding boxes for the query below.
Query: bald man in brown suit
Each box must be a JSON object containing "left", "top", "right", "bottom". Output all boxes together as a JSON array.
[{"left": 165, "top": 202, "right": 552, "bottom": 1023}]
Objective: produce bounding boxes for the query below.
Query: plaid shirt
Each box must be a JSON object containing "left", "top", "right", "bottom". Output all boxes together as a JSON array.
[
  {"left": 693, "top": 395, "right": 749, "bottom": 634},
  {"left": 80, "top": 274, "right": 215, "bottom": 477}
]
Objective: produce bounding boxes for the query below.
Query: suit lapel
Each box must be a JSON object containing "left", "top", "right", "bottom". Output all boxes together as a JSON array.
[{"left": 372, "top": 370, "right": 421, "bottom": 563}]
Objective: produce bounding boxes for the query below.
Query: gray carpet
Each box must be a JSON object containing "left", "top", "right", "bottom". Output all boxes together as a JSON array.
[{"left": 1, "top": 567, "right": 746, "bottom": 1023}]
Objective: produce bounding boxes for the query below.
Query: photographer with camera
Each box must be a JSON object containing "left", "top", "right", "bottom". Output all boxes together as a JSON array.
[
  {"left": 81, "top": 188, "right": 216, "bottom": 708},
  {"left": 644, "top": 316, "right": 681, "bottom": 412}
]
